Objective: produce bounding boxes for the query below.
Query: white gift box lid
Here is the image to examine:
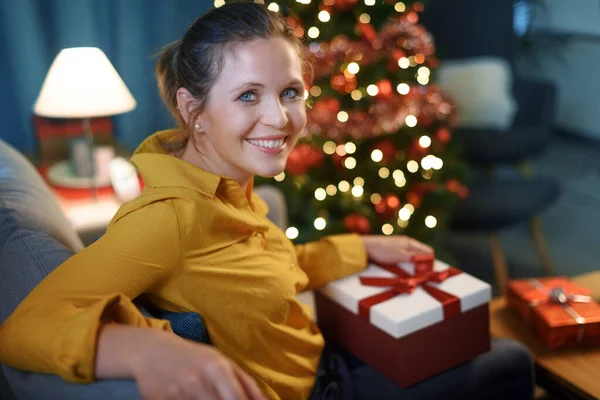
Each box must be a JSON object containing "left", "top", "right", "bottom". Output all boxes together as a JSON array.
[{"left": 319, "top": 260, "right": 492, "bottom": 339}]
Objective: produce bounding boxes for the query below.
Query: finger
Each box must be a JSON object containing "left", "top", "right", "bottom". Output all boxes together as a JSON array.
[
  {"left": 407, "top": 238, "right": 433, "bottom": 253},
  {"left": 232, "top": 364, "right": 267, "bottom": 400},
  {"left": 213, "top": 364, "right": 249, "bottom": 400}
]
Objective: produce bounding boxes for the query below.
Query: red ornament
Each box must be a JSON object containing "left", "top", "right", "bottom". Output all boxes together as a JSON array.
[
  {"left": 375, "top": 194, "right": 401, "bottom": 220},
  {"left": 356, "top": 22, "right": 377, "bottom": 44},
  {"left": 373, "top": 139, "right": 397, "bottom": 163},
  {"left": 286, "top": 147, "right": 309, "bottom": 176},
  {"left": 447, "top": 180, "right": 469, "bottom": 199},
  {"left": 333, "top": 0, "right": 357, "bottom": 11},
  {"left": 436, "top": 127, "right": 451, "bottom": 144},
  {"left": 376, "top": 79, "right": 393, "bottom": 98},
  {"left": 406, "top": 192, "right": 421, "bottom": 207},
  {"left": 344, "top": 213, "right": 371, "bottom": 234}
]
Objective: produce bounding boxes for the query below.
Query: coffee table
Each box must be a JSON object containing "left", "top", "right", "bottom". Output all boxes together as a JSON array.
[{"left": 489, "top": 272, "right": 600, "bottom": 399}]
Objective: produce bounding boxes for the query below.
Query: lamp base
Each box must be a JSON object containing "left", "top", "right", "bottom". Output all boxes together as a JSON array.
[{"left": 47, "top": 160, "right": 112, "bottom": 189}]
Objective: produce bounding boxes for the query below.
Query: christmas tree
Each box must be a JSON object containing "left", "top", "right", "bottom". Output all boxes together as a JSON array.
[{"left": 226, "top": 0, "right": 469, "bottom": 247}]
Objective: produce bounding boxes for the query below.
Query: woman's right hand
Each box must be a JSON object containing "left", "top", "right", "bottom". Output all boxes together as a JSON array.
[
  {"left": 131, "top": 336, "right": 266, "bottom": 400},
  {"left": 96, "top": 325, "right": 266, "bottom": 400}
]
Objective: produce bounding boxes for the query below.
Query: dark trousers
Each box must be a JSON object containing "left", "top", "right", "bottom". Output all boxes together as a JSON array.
[{"left": 310, "top": 338, "right": 535, "bottom": 400}]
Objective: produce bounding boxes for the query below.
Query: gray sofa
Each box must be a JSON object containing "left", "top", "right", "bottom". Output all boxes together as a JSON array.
[{"left": 0, "top": 138, "right": 286, "bottom": 399}]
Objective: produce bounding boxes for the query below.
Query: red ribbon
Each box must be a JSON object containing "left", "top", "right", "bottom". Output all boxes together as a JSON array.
[{"left": 358, "top": 258, "right": 462, "bottom": 321}]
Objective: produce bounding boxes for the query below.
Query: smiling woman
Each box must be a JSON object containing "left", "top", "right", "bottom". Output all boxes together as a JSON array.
[
  {"left": 0, "top": 2, "right": 534, "bottom": 400},
  {"left": 174, "top": 37, "right": 307, "bottom": 186}
]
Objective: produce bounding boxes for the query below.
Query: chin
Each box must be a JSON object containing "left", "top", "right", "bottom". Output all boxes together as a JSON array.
[{"left": 253, "top": 164, "right": 286, "bottom": 179}]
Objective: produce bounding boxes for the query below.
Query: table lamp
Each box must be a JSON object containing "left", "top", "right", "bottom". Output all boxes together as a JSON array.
[{"left": 33, "top": 47, "right": 137, "bottom": 199}]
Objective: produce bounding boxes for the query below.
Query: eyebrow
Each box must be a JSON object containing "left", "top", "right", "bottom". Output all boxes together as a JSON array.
[{"left": 229, "top": 79, "right": 305, "bottom": 94}]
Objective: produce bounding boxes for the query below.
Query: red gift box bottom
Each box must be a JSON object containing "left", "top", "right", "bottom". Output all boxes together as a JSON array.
[{"left": 314, "top": 291, "right": 490, "bottom": 388}]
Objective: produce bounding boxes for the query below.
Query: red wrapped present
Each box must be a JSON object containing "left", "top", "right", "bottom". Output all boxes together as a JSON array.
[
  {"left": 315, "top": 255, "right": 491, "bottom": 388},
  {"left": 507, "top": 277, "right": 600, "bottom": 350}
]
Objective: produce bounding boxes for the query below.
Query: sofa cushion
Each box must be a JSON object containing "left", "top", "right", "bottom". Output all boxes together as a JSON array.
[
  {"left": 0, "top": 207, "right": 142, "bottom": 399},
  {"left": 0, "top": 139, "right": 83, "bottom": 252}
]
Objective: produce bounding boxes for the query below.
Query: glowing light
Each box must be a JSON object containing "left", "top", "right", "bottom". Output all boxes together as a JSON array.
[
  {"left": 395, "top": 2, "right": 406, "bottom": 12},
  {"left": 371, "top": 193, "right": 382, "bottom": 204},
  {"left": 399, "top": 208, "right": 411, "bottom": 221},
  {"left": 336, "top": 145, "right": 347, "bottom": 156},
  {"left": 419, "top": 135, "right": 431, "bottom": 148},
  {"left": 405, "top": 115, "right": 417, "bottom": 127},
  {"left": 359, "top": 13, "right": 371, "bottom": 23},
  {"left": 314, "top": 188, "right": 327, "bottom": 201},
  {"left": 214, "top": 0, "right": 225, "bottom": 7},
  {"left": 337, "top": 111, "right": 349, "bottom": 122},
  {"left": 421, "top": 156, "right": 433, "bottom": 170},
  {"left": 365, "top": 0, "right": 375, "bottom": 5},
  {"left": 351, "top": 90, "right": 363, "bottom": 100},
  {"left": 425, "top": 216, "right": 437, "bottom": 228},
  {"left": 354, "top": 177, "right": 365, "bottom": 186},
  {"left": 323, "top": 141, "right": 336, "bottom": 154},
  {"left": 395, "top": 178, "right": 406, "bottom": 187},
  {"left": 347, "top": 62, "right": 360, "bottom": 74},
  {"left": 314, "top": 217, "right": 327, "bottom": 230},
  {"left": 351, "top": 186, "right": 364, "bottom": 197},
  {"left": 345, "top": 142, "right": 357, "bottom": 154},
  {"left": 326, "top": 185, "right": 337, "bottom": 195},
  {"left": 397, "top": 83, "right": 410, "bottom": 95},
  {"left": 398, "top": 219, "right": 409, "bottom": 228},
  {"left": 308, "top": 27, "right": 320, "bottom": 39},
  {"left": 432, "top": 157, "right": 444, "bottom": 170},
  {"left": 274, "top": 172, "right": 285, "bottom": 182},
  {"left": 286, "top": 227, "right": 299, "bottom": 239},
  {"left": 344, "top": 157, "right": 357, "bottom": 169},
  {"left": 310, "top": 86, "right": 322, "bottom": 97},
  {"left": 417, "top": 75, "right": 429, "bottom": 85},
  {"left": 267, "top": 2, "right": 280, "bottom": 12},
  {"left": 418, "top": 66, "right": 431, "bottom": 77},
  {"left": 303, "top": 91, "right": 309, "bottom": 100},
  {"left": 398, "top": 57, "right": 410, "bottom": 69},
  {"left": 378, "top": 168, "right": 390, "bottom": 178},
  {"left": 318, "top": 10, "right": 331, "bottom": 22},
  {"left": 382, "top": 224, "right": 394, "bottom": 235},
  {"left": 367, "top": 84, "right": 379, "bottom": 96},
  {"left": 392, "top": 169, "right": 404, "bottom": 180},
  {"left": 407, "top": 160, "right": 419, "bottom": 173},
  {"left": 404, "top": 204, "right": 415, "bottom": 213},
  {"left": 338, "top": 181, "right": 350, "bottom": 192},
  {"left": 371, "top": 149, "right": 383, "bottom": 162}
]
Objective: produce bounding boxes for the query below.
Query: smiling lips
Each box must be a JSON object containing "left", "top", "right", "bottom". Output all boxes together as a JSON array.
[{"left": 246, "top": 137, "right": 287, "bottom": 154}]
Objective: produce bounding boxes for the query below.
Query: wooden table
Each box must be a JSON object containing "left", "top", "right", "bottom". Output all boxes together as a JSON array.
[{"left": 489, "top": 272, "right": 600, "bottom": 399}]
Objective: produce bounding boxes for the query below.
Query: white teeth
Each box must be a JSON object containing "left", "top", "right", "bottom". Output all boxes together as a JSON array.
[{"left": 247, "top": 139, "right": 285, "bottom": 149}]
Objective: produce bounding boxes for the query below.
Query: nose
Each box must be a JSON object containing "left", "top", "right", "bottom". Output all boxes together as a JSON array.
[{"left": 262, "top": 96, "right": 289, "bottom": 130}]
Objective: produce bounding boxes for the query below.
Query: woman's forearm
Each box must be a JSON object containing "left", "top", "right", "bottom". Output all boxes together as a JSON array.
[{"left": 95, "top": 324, "right": 172, "bottom": 379}]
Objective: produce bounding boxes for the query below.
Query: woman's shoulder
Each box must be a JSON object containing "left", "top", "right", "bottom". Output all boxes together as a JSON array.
[{"left": 110, "top": 186, "right": 207, "bottom": 227}]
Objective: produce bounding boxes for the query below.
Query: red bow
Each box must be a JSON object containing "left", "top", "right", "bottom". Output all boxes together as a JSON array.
[{"left": 358, "top": 255, "right": 462, "bottom": 321}]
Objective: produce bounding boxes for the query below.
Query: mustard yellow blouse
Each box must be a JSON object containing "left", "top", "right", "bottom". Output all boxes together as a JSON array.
[{"left": 0, "top": 130, "right": 368, "bottom": 400}]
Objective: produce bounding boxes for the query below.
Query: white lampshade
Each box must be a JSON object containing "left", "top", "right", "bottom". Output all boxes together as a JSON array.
[{"left": 34, "top": 47, "right": 137, "bottom": 118}]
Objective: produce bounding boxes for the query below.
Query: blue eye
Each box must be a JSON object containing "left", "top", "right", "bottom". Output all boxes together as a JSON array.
[
  {"left": 282, "top": 88, "right": 300, "bottom": 99},
  {"left": 239, "top": 91, "right": 256, "bottom": 102}
]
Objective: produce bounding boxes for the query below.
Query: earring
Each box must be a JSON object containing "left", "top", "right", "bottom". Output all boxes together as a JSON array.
[{"left": 194, "top": 123, "right": 200, "bottom": 131}]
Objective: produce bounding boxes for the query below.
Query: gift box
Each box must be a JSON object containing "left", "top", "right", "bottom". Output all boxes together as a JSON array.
[
  {"left": 507, "top": 277, "right": 600, "bottom": 350},
  {"left": 315, "top": 255, "right": 492, "bottom": 388}
]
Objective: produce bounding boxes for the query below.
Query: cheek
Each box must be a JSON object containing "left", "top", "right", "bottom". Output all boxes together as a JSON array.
[{"left": 289, "top": 104, "right": 307, "bottom": 130}]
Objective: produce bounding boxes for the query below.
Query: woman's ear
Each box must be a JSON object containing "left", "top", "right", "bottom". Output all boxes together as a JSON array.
[{"left": 176, "top": 87, "right": 198, "bottom": 127}]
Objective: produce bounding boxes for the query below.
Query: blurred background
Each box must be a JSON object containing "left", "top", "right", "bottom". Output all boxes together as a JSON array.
[{"left": 0, "top": 0, "right": 599, "bottom": 293}]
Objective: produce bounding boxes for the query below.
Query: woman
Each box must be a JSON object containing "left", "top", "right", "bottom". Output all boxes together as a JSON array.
[{"left": 0, "top": 3, "right": 534, "bottom": 399}]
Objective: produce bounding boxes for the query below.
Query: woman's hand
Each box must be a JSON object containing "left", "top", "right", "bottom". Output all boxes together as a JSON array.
[
  {"left": 97, "top": 325, "right": 266, "bottom": 400},
  {"left": 132, "top": 336, "right": 266, "bottom": 400},
  {"left": 361, "top": 235, "right": 433, "bottom": 265}
]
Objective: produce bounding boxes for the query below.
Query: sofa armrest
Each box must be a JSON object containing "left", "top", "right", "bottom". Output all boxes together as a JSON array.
[{"left": 2, "top": 365, "right": 140, "bottom": 400}]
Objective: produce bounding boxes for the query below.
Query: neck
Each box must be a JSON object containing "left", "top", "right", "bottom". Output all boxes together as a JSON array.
[{"left": 180, "top": 139, "right": 253, "bottom": 194}]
